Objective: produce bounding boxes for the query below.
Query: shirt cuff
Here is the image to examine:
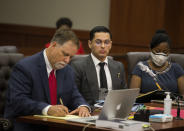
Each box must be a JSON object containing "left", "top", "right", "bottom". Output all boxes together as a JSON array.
[
  {"left": 42, "top": 105, "right": 51, "bottom": 115},
  {"left": 78, "top": 105, "right": 91, "bottom": 113}
]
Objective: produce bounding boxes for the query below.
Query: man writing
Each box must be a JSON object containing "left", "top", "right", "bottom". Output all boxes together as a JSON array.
[{"left": 4, "top": 29, "right": 90, "bottom": 131}]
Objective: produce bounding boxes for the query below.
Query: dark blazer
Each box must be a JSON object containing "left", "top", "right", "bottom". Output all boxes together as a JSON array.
[
  {"left": 70, "top": 55, "right": 127, "bottom": 108},
  {"left": 4, "top": 51, "right": 88, "bottom": 131}
]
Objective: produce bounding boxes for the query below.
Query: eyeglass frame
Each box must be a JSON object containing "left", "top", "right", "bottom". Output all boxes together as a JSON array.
[{"left": 92, "top": 39, "right": 112, "bottom": 46}]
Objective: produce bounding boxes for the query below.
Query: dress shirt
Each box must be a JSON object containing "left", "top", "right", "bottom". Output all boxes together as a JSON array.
[
  {"left": 90, "top": 53, "right": 112, "bottom": 90},
  {"left": 42, "top": 49, "right": 52, "bottom": 115}
]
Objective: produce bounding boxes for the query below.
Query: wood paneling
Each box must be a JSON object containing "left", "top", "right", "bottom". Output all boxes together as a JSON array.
[
  {"left": 1, "top": 0, "right": 184, "bottom": 56},
  {"left": 164, "top": 0, "right": 184, "bottom": 49},
  {"left": 110, "top": 0, "right": 165, "bottom": 45},
  {"left": 110, "top": 0, "right": 184, "bottom": 53},
  {"left": 0, "top": 23, "right": 90, "bottom": 56}
]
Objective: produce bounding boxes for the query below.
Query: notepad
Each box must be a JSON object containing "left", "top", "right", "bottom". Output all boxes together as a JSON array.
[{"left": 34, "top": 115, "right": 80, "bottom": 120}]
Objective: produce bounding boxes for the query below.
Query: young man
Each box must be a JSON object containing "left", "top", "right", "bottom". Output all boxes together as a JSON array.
[
  {"left": 71, "top": 26, "right": 127, "bottom": 110},
  {"left": 4, "top": 29, "right": 90, "bottom": 131}
]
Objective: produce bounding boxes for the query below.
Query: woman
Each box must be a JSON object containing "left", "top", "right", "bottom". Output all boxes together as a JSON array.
[{"left": 130, "top": 30, "right": 184, "bottom": 100}]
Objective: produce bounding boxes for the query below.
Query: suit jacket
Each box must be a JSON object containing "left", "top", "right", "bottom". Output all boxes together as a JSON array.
[
  {"left": 4, "top": 51, "right": 88, "bottom": 131},
  {"left": 70, "top": 55, "right": 127, "bottom": 108}
]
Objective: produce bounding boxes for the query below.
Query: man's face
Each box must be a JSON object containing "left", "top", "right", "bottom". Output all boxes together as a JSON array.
[
  {"left": 88, "top": 32, "right": 112, "bottom": 61},
  {"left": 48, "top": 40, "right": 78, "bottom": 70}
]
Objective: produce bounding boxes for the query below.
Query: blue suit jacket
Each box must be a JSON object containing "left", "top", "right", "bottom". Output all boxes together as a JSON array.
[{"left": 4, "top": 51, "right": 88, "bottom": 131}]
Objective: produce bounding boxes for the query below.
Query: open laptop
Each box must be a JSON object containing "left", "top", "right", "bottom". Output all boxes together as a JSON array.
[{"left": 67, "top": 88, "right": 140, "bottom": 124}]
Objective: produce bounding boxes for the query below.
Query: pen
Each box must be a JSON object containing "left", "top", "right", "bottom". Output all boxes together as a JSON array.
[
  {"left": 60, "top": 98, "right": 63, "bottom": 105},
  {"left": 155, "top": 82, "right": 162, "bottom": 90}
]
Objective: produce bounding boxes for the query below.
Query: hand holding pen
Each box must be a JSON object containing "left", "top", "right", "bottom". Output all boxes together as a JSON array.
[{"left": 47, "top": 98, "right": 69, "bottom": 117}]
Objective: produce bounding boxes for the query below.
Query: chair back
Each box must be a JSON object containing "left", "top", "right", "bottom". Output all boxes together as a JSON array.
[
  {"left": 0, "top": 46, "right": 18, "bottom": 53},
  {"left": 69, "top": 54, "right": 113, "bottom": 65},
  {"left": 69, "top": 55, "right": 88, "bottom": 65},
  {"left": 0, "top": 53, "right": 24, "bottom": 116}
]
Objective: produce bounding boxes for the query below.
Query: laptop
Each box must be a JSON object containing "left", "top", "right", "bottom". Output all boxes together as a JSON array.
[{"left": 67, "top": 88, "right": 140, "bottom": 124}]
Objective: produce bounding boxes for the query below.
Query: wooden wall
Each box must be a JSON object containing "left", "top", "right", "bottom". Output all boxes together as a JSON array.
[
  {"left": 0, "top": 23, "right": 90, "bottom": 56},
  {"left": 1, "top": 0, "right": 184, "bottom": 55},
  {"left": 1, "top": 0, "right": 184, "bottom": 56},
  {"left": 110, "top": 0, "right": 184, "bottom": 54}
]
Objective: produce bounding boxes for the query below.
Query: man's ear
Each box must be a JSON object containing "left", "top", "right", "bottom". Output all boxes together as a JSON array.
[
  {"left": 88, "top": 40, "right": 92, "bottom": 49},
  {"left": 50, "top": 41, "right": 57, "bottom": 47},
  {"left": 109, "top": 41, "right": 112, "bottom": 50}
]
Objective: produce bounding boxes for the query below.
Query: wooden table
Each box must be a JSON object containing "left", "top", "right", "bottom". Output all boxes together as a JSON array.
[
  {"left": 17, "top": 115, "right": 110, "bottom": 131},
  {"left": 17, "top": 103, "right": 184, "bottom": 131}
]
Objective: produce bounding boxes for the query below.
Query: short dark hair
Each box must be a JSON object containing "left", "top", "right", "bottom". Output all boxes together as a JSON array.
[
  {"left": 150, "top": 29, "right": 171, "bottom": 49},
  {"left": 56, "top": 17, "right": 73, "bottom": 29},
  {"left": 51, "top": 29, "right": 79, "bottom": 48},
  {"left": 89, "top": 26, "right": 112, "bottom": 41}
]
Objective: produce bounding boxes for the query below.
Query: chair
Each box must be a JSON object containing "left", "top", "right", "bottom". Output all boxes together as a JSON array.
[
  {"left": 69, "top": 54, "right": 113, "bottom": 65},
  {"left": 69, "top": 55, "right": 88, "bottom": 64},
  {"left": 126, "top": 52, "right": 184, "bottom": 85},
  {"left": 0, "top": 46, "right": 18, "bottom": 53},
  {"left": 0, "top": 53, "right": 24, "bottom": 131}
]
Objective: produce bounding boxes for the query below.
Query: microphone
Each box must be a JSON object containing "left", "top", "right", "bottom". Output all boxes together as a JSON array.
[
  {"left": 138, "top": 62, "right": 157, "bottom": 81},
  {"left": 138, "top": 62, "right": 166, "bottom": 95}
]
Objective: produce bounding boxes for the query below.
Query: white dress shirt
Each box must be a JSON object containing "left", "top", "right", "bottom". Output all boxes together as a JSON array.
[
  {"left": 42, "top": 49, "right": 52, "bottom": 115},
  {"left": 91, "top": 53, "right": 112, "bottom": 90}
]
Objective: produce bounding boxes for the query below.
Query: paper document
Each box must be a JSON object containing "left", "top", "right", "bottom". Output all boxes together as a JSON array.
[{"left": 34, "top": 115, "right": 80, "bottom": 120}]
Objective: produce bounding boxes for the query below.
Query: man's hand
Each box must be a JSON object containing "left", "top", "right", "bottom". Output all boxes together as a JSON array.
[
  {"left": 47, "top": 105, "right": 69, "bottom": 117},
  {"left": 69, "top": 106, "right": 91, "bottom": 117}
]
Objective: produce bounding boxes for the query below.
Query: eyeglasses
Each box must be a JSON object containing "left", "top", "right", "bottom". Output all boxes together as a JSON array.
[{"left": 94, "top": 39, "right": 111, "bottom": 46}]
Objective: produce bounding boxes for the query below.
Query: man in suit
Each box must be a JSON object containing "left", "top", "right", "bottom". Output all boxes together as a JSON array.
[
  {"left": 70, "top": 26, "right": 127, "bottom": 109},
  {"left": 4, "top": 29, "right": 90, "bottom": 131}
]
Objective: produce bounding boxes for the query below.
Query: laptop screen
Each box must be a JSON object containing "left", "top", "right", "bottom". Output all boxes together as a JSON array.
[{"left": 98, "top": 88, "right": 140, "bottom": 120}]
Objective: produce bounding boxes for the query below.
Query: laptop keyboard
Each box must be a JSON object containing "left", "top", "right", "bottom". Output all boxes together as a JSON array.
[
  {"left": 81, "top": 115, "right": 99, "bottom": 120},
  {"left": 67, "top": 115, "right": 98, "bottom": 124}
]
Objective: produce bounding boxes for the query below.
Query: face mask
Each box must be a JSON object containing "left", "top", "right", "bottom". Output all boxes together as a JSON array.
[
  {"left": 54, "top": 61, "right": 67, "bottom": 70},
  {"left": 150, "top": 52, "right": 168, "bottom": 67}
]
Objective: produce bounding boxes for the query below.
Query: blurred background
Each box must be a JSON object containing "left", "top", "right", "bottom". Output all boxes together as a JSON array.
[{"left": 0, "top": 0, "right": 184, "bottom": 56}]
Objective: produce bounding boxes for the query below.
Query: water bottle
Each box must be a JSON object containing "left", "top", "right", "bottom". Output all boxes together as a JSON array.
[{"left": 164, "top": 92, "right": 172, "bottom": 115}]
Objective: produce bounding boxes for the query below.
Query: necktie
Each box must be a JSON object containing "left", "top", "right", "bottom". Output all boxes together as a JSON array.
[
  {"left": 99, "top": 62, "right": 107, "bottom": 89},
  {"left": 49, "top": 70, "right": 57, "bottom": 105}
]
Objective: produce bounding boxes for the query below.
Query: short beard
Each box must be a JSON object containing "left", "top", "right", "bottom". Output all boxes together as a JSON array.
[{"left": 54, "top": 61, "right": 67, "bottom": 70}]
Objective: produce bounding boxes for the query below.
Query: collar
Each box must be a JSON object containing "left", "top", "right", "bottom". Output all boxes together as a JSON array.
[
  {"left": 90, "top": 53, "right": 108, "bottom": 67},
  {"left": 43, "top": 49, "right": 53, "bottom": 75}
]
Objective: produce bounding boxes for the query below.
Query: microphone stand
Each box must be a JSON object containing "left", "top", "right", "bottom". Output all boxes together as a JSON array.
[{"left": 174, "top": 95, "right": 183, "bottom": 120}]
